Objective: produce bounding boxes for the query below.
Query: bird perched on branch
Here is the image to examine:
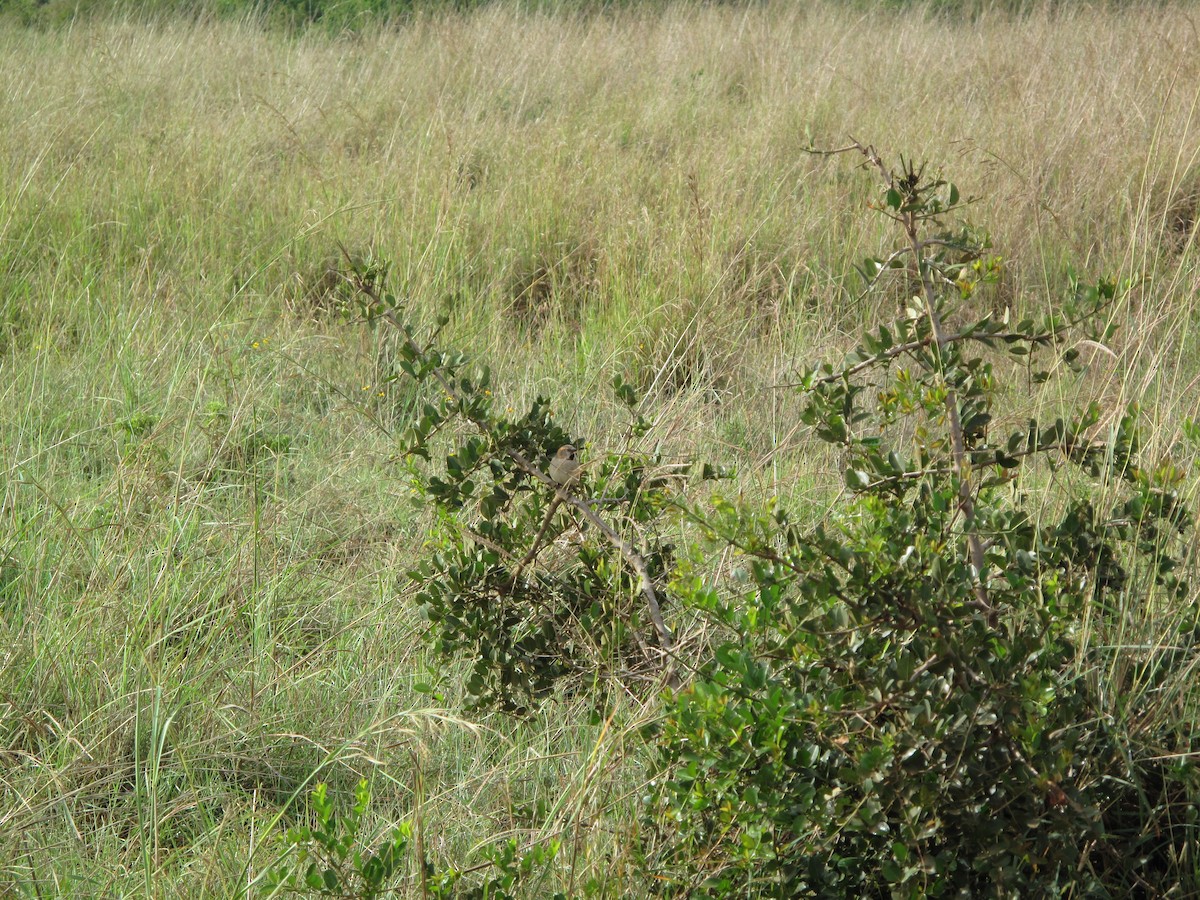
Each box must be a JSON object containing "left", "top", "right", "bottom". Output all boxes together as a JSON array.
[
  {"left": 548, "top": 444, "right": 581, "bottom": 488},
  {"left": 512, "top": 444, "right": 583, "bottom": 582}
]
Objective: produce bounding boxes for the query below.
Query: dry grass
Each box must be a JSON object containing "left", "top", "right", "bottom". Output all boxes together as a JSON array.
[{"left": 2, "top": 1, "right": 1200, "bottom": 894}]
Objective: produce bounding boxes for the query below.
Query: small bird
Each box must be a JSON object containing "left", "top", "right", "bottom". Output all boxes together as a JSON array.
[
  {"left": 548, "top": 444, "right": 581, "bottom": 487},
  {"left": 512, "top": 444, "right": 582, "bottom": 582}
]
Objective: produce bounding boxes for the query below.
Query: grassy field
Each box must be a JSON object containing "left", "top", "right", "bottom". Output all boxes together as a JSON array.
[{"left": 3, "top": 1, "right": 1200, "bottom": 894}]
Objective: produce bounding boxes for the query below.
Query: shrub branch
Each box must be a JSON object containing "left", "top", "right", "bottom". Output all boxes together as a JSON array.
[{"left": 346, "top": 259, "right": 675, "bottom": 653}]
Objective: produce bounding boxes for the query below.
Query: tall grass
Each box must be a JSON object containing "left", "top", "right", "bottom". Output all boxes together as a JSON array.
[{"left": 2, "top": 1, "right": 1199, "bottom": 894}]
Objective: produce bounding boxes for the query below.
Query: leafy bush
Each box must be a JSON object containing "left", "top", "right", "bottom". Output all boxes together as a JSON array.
[
  {"left": 263, "top": 780, "right": 572, "bottom": 899},
  {"left": 329, "top": 143, "right": 1200, "bottom": 895},
  {"left": 643, "top": 145, "right": 1200, "bottom": 896},
  {"left": 264, "top": 780, "right": 409, "bottom": 898},
  {"left": 346, "top": 264, "right": 682, "bottom": 712}
]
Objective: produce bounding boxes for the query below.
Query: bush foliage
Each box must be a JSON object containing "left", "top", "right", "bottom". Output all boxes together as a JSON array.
[
  {"left": 335, "top": 142, "right": 1200, "bottom": 895},
  {"left": 348, "top": 264, "right": 682, "bottom": 712},
  {"left": 642, "top": 146, "right": 1200, "bottom": 895}
]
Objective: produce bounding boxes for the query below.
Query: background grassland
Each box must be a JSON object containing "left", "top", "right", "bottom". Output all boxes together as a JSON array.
[{"left": 3, "top": 1, "right": 1200, "bottom": 894}]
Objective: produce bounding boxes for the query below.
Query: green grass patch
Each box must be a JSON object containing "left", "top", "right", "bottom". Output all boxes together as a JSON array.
[{"left": 2, "top": 1, "right": 1200, "bottom": 894}]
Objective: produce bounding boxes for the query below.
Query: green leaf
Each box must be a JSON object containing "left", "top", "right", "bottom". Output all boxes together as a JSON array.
[
  {"left": 304, "top": 864, "right": 325, "bottom": 889},
  {"left": 845, "top": 469, "right": 872, "bottom": 490}
]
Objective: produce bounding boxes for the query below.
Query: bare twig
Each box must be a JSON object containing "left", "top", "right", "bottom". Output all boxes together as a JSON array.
[{"left": 512, "top": 490, "right": 568, "bottom": 583}]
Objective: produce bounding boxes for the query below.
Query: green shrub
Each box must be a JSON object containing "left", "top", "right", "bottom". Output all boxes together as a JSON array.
[
  {"left": 263, "top": 780, "right": 572, "bottom": 898},
  {"left": 264, "top": 780, "right": 410, "bottom": 898},
  {"left": 643, "top": 145, "right": 1200, "bottom": 896},
  {"left": 345, "top": 259, "right": 682, "bottom": 712}
]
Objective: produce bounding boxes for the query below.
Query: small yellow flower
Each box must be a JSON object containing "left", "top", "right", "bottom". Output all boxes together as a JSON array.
[
  {"left": 363, "top": 385, "right": 371, "bottom": 391},
  {"left": 252, "top": 341, "right": 260, "bottom": 349}
]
